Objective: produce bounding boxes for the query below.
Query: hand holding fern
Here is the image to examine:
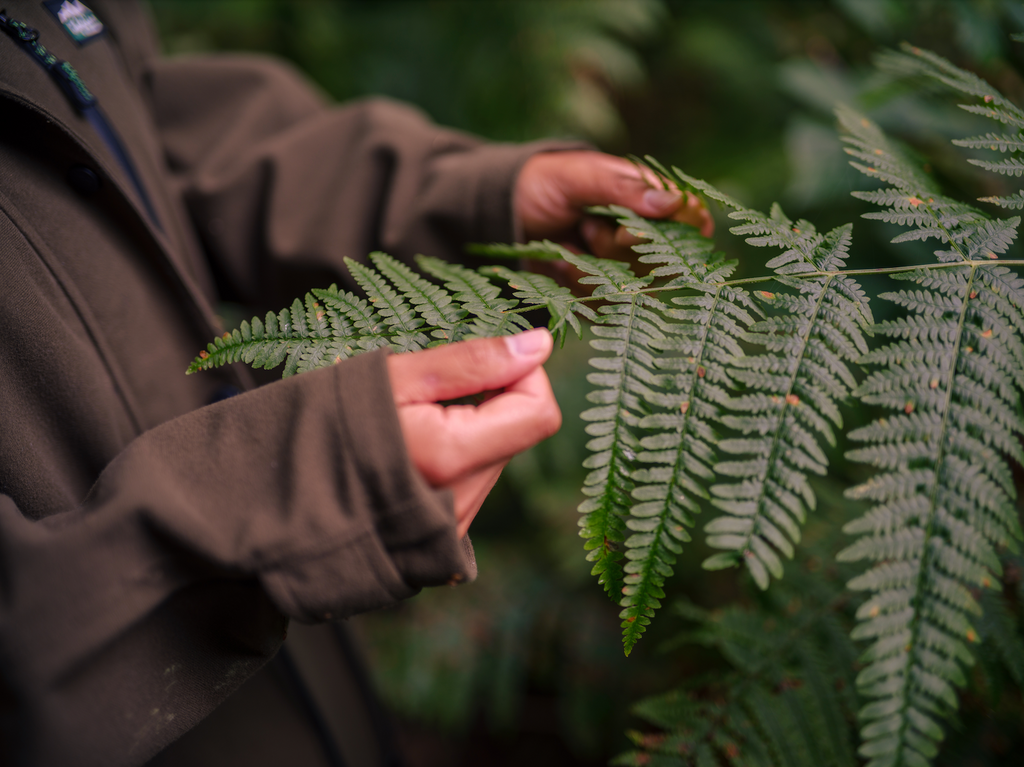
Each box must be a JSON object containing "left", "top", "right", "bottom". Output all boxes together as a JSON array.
[
  {"left": 386, "top": 328, "right": 561, "bottom": 537},
  {"left": 515, "top": 150, "right": 713, "bottom": 261}
]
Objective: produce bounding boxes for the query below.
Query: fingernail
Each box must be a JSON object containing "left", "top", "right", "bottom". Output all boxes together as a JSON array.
[
  {"left": 505, "top": 328, "right": 549, "bottom": 356},
  {"left": 643, "top": 188, "right": 681, "bottom": 213}
]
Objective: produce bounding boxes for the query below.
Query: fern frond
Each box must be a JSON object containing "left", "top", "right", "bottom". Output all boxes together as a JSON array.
[
  {"left": 661, "top": 173, "right": 876, "bottom": 592},
  {"left": 952, "top": 132, "right": 1024, "bottom": 153},
  {"left": 188, "top": 252, "right": 539, "bottom": 375},
  {"left": 187, "top": 307, "right": 297, "bottom": 375},
  {"left": 573, "top": 206, "right": 763, "bottom": 653},
  {"left": 367, "top": 251, "right": 467, "bottom": 343},
  {"left": 591, "top": 203, "right": 738, "bottom": 285},
  {"left": 618, "top": 281, "right": 757, "bottom": 652},
  {"left": 979, "top": 191, "right": 1024, "bottom": 209},
  {"left": 836, "top": 106, "right": 1024, "bottom": 264},
  {"left": 878, "top": 44, "right": 1024, "bottom": 224},
  {"left": 842, "top": 262, "right": 1024, "bottom": 767},
  {"left": 466, "top": 238, "right": 574, "bottom": 261},
  {"left": 966, "top": 156, "right": 1024, "bottom": 177},
  {"left": 832, "top": 74, "right": 1024, "bottom": 760}
]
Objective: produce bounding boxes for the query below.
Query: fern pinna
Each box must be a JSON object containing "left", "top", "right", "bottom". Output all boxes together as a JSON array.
[
  {"left": 186, "top": 41, "right": 1024, "bottom": 767},
  {"left": 673, "top": 173, "right": 872, "bottom": 590}
]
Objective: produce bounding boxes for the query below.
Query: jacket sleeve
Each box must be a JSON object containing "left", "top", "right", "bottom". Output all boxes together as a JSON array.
[
  {"left": 146, "top": 53, "right": 580, "bottom": 305},
  {"left": 0, "top": 343, "right": 472, "bottom": 765}
]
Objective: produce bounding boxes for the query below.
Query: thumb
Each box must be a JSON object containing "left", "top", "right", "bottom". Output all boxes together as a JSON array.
[
  {"left": 517, "top": 151, "right": 684, "bottom": 239},
  {"left": 387, "top": 328, "right": 554, "bottom": 405}
]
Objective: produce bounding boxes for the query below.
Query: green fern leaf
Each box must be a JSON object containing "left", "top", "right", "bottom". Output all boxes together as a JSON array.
[
  {"left": 310, "top": 284, "right": 390, "bottom": 353},
  {"left": 667, "top": 189, "right": 870, "bottom": 589},
  {"left": 368, "top": 251, "right": 467, "bottom": 343},
  {"left": 567, "top": 203, "right": 758, "bottom": 652},
  {"left": 344, "top": 255, "right": 428, "bottom": 352},
  {"left": 576, "top": 256, "right": 654, "bottom": 604},
  {"left": 878, "top": 43, "right": 1024, "bottom": 223},
  {"left": 620, "top": 281, "right": 757, "bottom": 652},
  {"left": 466, "top": 238, "right": 574, "bottom": 262},
  {"left": 979, "top": 191, "right": 1024, "bottom": 209},
  {"left": 482, "top": 264, "right": 595, "bottom": 344},
  {"left": 414, "top": 255, "right": 531, "bottom": 338},
  {"left": 952, "top": 132, "right": 1024, "bottom": 153},
  {"left": 966, "top": 157, "right": 1024, "bottom": 177},
  {"left": 594, "top": 203, "right": 738, "bottom": 285},
  {"left": 188, "top": 252, "right": 539, "bottom": 376},
  {"left": 842, "top": 264, "right": 1024, "bottom": 767}
]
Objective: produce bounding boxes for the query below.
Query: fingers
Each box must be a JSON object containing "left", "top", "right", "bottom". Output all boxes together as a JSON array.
[
  {"left": 449, "top": 462, "right": 507, "bottom": 538},
  {"left": 396, "top": 365, "right": 561, "bottom": 486},
  {"left": 580, "top": 217, "right": 647, "bottom": 262},
  {"left": 387, "top": 328, "right": 553, "bottom": 405},
  {"left": 387, "top": 331, "right": 562, "bottom": 538},
  {"left": 516, "top": 150, "right": 713, "bottom": 248},
  {"left": 515, "top": 151, "right": 681, "bottom": 240},
  {"left": 673, "top": 190, "right": 715, "bottom": 238}
]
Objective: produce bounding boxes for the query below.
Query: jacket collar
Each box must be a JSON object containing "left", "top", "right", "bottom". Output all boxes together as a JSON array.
[{"left": 0, "top": 3, "right": 225, "bottom": 341}]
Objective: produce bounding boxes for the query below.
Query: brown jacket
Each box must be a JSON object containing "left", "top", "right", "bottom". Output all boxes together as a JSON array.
[{"left": 0, "top": 2, "right": 557, "bottom": 764}]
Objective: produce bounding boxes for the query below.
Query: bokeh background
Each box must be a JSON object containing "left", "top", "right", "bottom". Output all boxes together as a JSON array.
[{"left": 148, "top": 1, "right": 1024, "bottom": 764}]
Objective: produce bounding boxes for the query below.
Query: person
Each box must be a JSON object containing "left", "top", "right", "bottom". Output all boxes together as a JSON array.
[{"left": 0, "top": 2, "right": 707, "bottom": 765}]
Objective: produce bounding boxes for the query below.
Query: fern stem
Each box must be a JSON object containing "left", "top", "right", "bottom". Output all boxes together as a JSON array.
[{"left": 501, "top": 261, "right": 1024, "bottom": 324}]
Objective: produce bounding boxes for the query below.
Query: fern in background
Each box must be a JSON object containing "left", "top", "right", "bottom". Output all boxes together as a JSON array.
[
  {"left": 186, "top": 40, "right": 1024, "bottom": 767},
  {"left": 614, "top": 542, "right": 861, "bottom": 767}
]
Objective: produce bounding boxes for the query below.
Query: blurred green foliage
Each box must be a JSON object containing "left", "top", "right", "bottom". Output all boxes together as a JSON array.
[{"left": 150, "top": 1, "right": 1024, "bottom": 763}]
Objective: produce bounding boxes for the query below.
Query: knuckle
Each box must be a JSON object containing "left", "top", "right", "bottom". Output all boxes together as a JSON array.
[
  {"left": 537, "top": 398, "right": 563, "bottom": 439},
  {"left": 459, "top": 337, "right": 504, "bottom": 372}
]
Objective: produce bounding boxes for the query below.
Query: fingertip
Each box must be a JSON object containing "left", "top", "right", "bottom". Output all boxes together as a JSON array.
[
  {"left": 641, "top": 188, "right": 684, "bottom": 217},
  {"left": 504, "top": 327, "right": 552, "bottom": 359}
]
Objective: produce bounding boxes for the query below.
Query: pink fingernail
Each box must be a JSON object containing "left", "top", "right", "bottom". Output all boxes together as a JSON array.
[
  {"left": 506, "top": 328, "right": 549, "bottom": 356},
  {"left": 643, "top": 188, "right": 681, "bottom": 212}
]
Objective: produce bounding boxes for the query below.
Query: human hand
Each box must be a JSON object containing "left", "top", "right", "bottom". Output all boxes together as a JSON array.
[
  {"left": 514, "top": 150, "right": 713, "bottom": 264},
  {"left": 386, "top": 328, "right": 561, "bottom": 538}
]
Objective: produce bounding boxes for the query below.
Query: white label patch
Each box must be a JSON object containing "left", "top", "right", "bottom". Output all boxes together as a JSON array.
[{"left": 43, "top": 0, "right": 105, "bottom": 45}]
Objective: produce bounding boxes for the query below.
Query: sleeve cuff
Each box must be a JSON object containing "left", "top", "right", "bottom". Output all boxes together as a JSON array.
[{"left": 260, "top": 351, "right": 476, "bottom": 622}]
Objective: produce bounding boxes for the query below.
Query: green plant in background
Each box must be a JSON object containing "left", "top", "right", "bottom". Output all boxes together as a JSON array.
[
  {"left": 188, "top": 41, "right": 1024, "bottom": 766},
  {"left": 151, "top": 0, "right": 664, "bottom": 146}
]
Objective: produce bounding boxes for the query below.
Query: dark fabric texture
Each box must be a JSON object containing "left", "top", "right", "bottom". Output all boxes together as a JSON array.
[{"left": 0, "top": 1, "right": 566, "bottom": 764}]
